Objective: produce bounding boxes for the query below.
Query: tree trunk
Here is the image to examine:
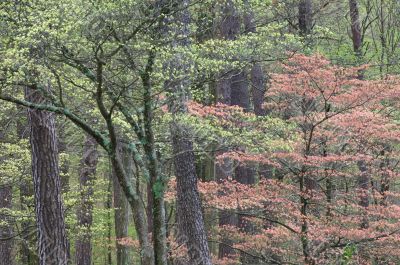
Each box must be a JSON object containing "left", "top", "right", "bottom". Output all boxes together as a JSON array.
[
  {"left": 113, "top": 146, "right": 132, "bottom": 265},
  {"left": 349, "top": 0, "right": 365, "bottom": 79},
  {"left": 75, "top": 135, "right": 98, "bottom": 265},
  {"left": 26, "top": 86, "right": 69, "bottom": 265},
  {"left": 109, "top": 152, "right": 154, "bottom": 265},
  {"left": 298, "top": 0, "right": 313, "bottom": 36},
  {"left": 167, "top": 1, "right": 212, "bottom": 264},
  {"left": 143, "top": 73, "right": 167, "bottom": 265},
  {"left": 349, "top": 0, "right": 362, "bottom": 57},
  {"left": 172, "top": 126, "right": 212, "bottom": 265}
]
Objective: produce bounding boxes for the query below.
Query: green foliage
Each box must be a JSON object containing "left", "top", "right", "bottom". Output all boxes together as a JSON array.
[{"left": 341, "top": 244, "right": 356, "bottom": 265}]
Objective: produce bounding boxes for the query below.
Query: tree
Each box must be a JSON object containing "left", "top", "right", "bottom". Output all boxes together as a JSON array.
[
  {"left": 349, "top": 0, "right": 362, "bottom": 58},
  {"left": 26, "top": 87, "right": 69, "bottom": 265},
  {"left": 113, "top": 145, "right": 132, "bottom": 265},
  {"left": 166, "top": 0, "right": 213, "bottom": 264},
  {"left": 298, "top": 0, "right": 313, "bottom": 36}
]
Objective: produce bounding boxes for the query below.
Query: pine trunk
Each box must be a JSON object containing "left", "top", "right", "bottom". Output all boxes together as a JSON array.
[
  {"left": 167, "top": 1, "right": 212, "bottom": 264},
  {"left": 26, "top": 86, "right": 69, "bottom": 265},
  {"left": 172, "top": 127, "right": 212, "bottom": 265}
]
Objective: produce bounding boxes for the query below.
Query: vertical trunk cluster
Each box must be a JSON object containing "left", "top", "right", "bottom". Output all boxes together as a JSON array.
[
  {"left": 25, "top": 86, "right": 69, "bottom": 265},
  {"left": 75, "top": 135, "right": 98, "bottom": 265}
]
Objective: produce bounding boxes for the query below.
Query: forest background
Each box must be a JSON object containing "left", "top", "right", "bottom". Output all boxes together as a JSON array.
[{"left": 2, "top": 0, "right": 400, "bottom": 265}]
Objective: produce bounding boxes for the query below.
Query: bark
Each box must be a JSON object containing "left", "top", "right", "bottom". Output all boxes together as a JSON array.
[
  {"left": 168, "top": 1, "right": 212, "bottom": 264},
  {"left": 219, "top": 2, "right": 258, "bottom": 261},
  {"left": 25, "top": 86, "right": 69, "bottom": 265},
  {"left": 217, "top": 209, "right": 237, "bottom": 260},
  {"left": 113, "top": 146, "right": 132, "bottom": 265},
  {"left": 348, "top": 0, "right": 365, "bottom": 79},
  {"left": 172, "top": 126, "right": 212, "bottom": 265},
  {"left": 349, "top": 0, "right": 362, "bottom": 57},
  {"left": 298, "top": 0, "right": 313, "bottom": 36},
  {"left": 54, "top": 125, "right": 69, "bottom": 265},
  {"left": 75, "top": 135, "right": 98, "bottom": 265}
]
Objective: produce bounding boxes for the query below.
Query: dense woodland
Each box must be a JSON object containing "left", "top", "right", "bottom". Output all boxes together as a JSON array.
[{"left": 2, "top": 0, "right": 400, "bottom": 264}]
